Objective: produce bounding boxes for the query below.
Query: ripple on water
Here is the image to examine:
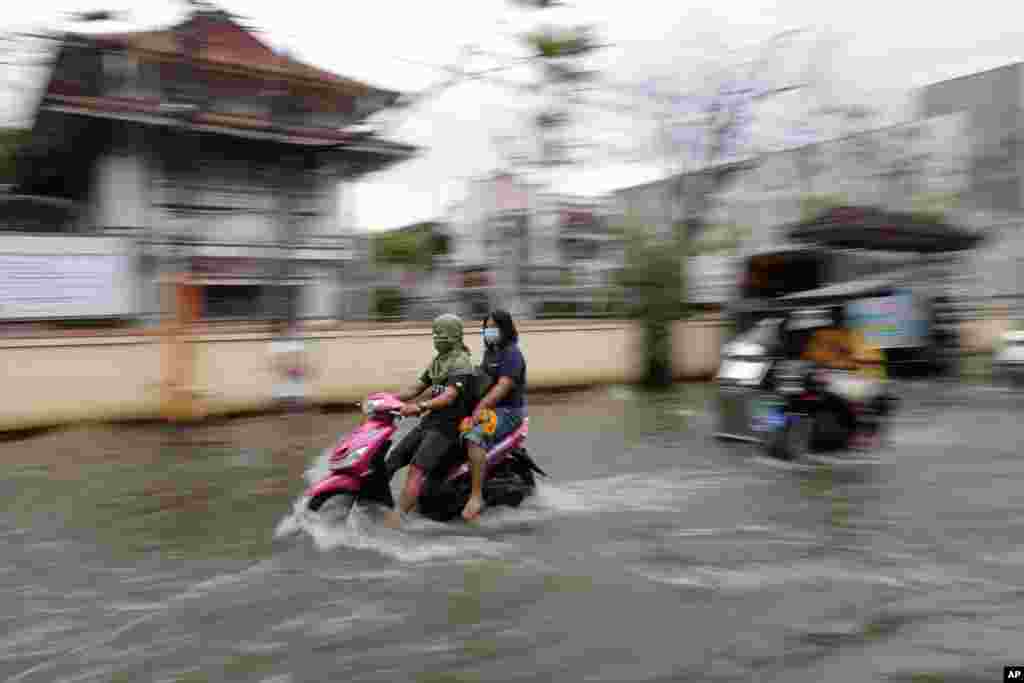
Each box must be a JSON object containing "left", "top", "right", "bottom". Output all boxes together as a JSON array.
[
  {"left": 175, "top": 560, "right": 279, "bottom": 601},
  {"left": 546, "top": 470, "right": 743, "bottom": 514},
  {"left": 0, "top": 617, "right": 79, "bottom": 653},
  {"left": 107, "top": 602, "right": 168, "bottom": 613},
  {"left": 633, "top": 559, "right": 919, "bottom": 593}
]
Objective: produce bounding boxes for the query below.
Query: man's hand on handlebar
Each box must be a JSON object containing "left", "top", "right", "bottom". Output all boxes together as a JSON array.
[{"left": 399, "top": 402, "right": 422, "bottom": 418}]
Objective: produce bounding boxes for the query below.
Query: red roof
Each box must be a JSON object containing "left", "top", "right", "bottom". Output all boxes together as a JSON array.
[{"left": 86, "top": 10, "right": 393, "bottom": 97}]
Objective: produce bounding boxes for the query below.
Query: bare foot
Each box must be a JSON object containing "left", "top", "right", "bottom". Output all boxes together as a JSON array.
[
  {"left": 384, "top": 510, "right": 402, "bottom": 529},
  {"left": 462, "top": 496, "right": 484, "bottom": 522}
]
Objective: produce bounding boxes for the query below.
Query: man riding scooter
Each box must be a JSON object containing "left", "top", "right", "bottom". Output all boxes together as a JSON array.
[
  {"left": 383, "top": 314, "right": 476, "bottom": 528},
  {"left": 801, "top": 305, "right": 889, "bottom": 450}
]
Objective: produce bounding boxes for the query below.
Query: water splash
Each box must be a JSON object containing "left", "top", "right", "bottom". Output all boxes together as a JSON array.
[
  {"left": 303, "top": 448, "right": 335, "bottom": 486},
  {"left": 274, "top": 498, "right": 514, "bottom": 564},
  {"left": 279, "top": 467, "right": 740, "bottom": 552}
]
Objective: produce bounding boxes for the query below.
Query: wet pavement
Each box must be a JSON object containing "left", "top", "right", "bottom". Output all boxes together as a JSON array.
[{"left": 2, "top": 382, "right": 1024, "bottom": 682}]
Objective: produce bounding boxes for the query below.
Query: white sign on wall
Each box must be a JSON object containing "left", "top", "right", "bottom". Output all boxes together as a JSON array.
[{"left": 0, "top": 236, "right": 135, "bottom": 320}]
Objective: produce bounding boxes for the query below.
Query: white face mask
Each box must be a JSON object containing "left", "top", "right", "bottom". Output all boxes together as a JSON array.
[{"left": 483, "top": 328, "right": 501, "bottom": 346}]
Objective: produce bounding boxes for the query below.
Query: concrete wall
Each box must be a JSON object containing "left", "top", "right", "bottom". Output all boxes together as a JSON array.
[
  {"left": 961, "top": 315, "right": 1015, "bottom": 353},
  {"left": 0, "top": 318, "right": 723, "bottom": 432},
  {"left": 190, "top": 320, "right": 655, "bottom": 414},
  {"left": 4, "top": 313, "right": 1018, "bottom": 432},
  {"left": 671, "top": 317, "right": 725, "bottom": 379},
  {"left": 0, "top": 336, "right": 163, "bottom": 431}
]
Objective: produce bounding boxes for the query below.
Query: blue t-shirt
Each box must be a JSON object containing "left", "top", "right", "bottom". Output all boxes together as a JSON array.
[{"left": 482, "top": 343, "right": 527, "bottom": 410}]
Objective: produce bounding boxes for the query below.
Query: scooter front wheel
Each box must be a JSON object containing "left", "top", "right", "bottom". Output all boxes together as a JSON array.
[{"left": 308, "top": 492, "right": 356, "bottom": 519}]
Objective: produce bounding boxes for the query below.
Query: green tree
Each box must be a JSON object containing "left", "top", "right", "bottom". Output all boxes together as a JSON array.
[
  {"left": 615, "top": 214, "right": 687, "bottom": 387},
  {"left": 372, "top": 222, "right": 449, "bottom": 269},
  {"left": 372, "top": 287, "right": 405, "bottom": 321},
  {"left": 503, "top": 1, "right": 603, "bottom": 169},
  {"left": 0, "top": 128, "right": 30, "bottom": 185}
]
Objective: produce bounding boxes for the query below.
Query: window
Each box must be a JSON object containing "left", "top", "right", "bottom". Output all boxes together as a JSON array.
[{"left": 203, "top": 285, "right": 290, "bottom": 319}]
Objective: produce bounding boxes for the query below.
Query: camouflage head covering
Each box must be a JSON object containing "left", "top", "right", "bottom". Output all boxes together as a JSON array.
[
  {"left": 422, "top": 314, "right": 473, "bottom": 391},
  {"left": 432, "top": 314, "right": 470, "bottom": 355}
]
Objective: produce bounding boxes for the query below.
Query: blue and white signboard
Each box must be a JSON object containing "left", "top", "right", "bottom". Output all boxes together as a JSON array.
[{"left": 845, "top": 291, "right": 928, "bottom": 349}]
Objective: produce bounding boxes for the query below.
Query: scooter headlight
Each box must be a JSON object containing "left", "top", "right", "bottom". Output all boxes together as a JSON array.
[{"left": 333, "top": 446, "right": 369, "bottom": 469}]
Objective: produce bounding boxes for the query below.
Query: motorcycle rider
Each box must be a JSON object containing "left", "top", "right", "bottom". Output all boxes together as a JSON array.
[
  {"left": 460, "top": 309, "right": 527, "bottom": 522},
  {"left": 802, "top": 305, "right": 887, "bottom": 449},
  {"left": 384, "top": 314, "right": 476, "bottom": 529}
]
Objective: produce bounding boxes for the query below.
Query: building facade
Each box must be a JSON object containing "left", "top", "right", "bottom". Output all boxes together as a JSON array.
[
  {"left": 611, "top": 111, "right": 973, "bottom": 305},
  {"left": 7, "top": 7, "right": 413, "bottom": 323},
  {"left": 920, "top": 63, "right": 1024, "bottom": 306},
  {"left": 447, "top": 172, "right": 624, "bottom": 318}
]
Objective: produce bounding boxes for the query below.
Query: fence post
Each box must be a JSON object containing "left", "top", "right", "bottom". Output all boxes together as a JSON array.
[{"left": 161, "top": 272, "right": 202, "bottom": 423}]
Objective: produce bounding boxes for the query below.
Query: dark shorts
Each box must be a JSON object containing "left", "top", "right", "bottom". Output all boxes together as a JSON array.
[{"left": 387, "top": 424, "right": 459, "bottom": 477}]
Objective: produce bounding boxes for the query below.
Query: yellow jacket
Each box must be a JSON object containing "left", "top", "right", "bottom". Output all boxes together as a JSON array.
[{"left": 803, "top": 327, "right": 887, "bottom": 380}]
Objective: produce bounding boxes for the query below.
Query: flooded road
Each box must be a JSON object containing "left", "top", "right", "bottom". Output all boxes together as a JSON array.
[{"left": 2, "top": 383, "right": 1023, "bottom": 682}]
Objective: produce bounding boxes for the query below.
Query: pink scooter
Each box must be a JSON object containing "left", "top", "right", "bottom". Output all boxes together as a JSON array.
[{"left": 305, "top": 393, "right": 545, "bottom": 522}]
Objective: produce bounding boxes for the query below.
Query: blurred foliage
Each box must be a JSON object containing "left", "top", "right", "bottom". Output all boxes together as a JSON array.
[
  {"left": 504, "top": 0, "right": 603, "bottom": 168},
  {"left": 538, "top": 301, "right": 578, "bottom": 317},
  {"left": 524, "top": 25, "right": 600, "bottom": 60},
  {"left": 372, "top": 222, "right": 449, "bottom": 269},
  {"left": 0, "top": 128, "right": 31, "bottom": 185},
  {"left": 689, "top": 221, "right": 750, "bottom": 256},
  {"left": 372, "top": 287, "right": 405, "bottom": 320},
  {"left": 51, "top": 317, "right": 133, "bottom": 329},
  {"left": 908, "top": 209, "right": 948, "bottom": 225},
  {"left": 542, "top": 573, "right": 594, "bottom": 593},
  {"left": 615, "top": 214, "right": 688, "bottom": 387},
  {"left": 912, "top": 191, "right": 961, "bottom": 215},
  {"left": 799, "top": 193, "right": 848, "bottom": 221}
]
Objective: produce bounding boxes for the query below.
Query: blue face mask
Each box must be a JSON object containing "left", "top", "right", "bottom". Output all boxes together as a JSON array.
[{"left": 483, "top": 328, "right": 501, "bottom": 346}]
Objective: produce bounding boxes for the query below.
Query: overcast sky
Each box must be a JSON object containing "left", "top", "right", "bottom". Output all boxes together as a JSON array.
[{"left": 3, "top": 0, "right": 1024, "bottom": 231}]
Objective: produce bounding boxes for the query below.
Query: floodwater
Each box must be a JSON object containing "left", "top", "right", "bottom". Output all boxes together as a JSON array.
[{"left": 2, "top": 383, "right": 1023, "bottom": 682}]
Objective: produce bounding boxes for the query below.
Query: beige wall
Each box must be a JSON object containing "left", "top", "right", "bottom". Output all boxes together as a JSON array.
[
  {"left": 193, "top": 321, "right": 653, "bottom": 415},
  {"left": 36, "top": 313, "right": 999, "bottom": 432},
  {"left": 960, "top": 317, "right": 1013, "bottom": 354},
  {"left": 0, "top": 337, "right": 163, "bottom": 431},
  {"left": 3, "top": 316, "right": 1011, "bottom": 432},
  {"left": 671, "top": 317, "right": 724, "bottom": 380},
  {"left": 0, "top": 319, "right": 718, "bottom": 432}
]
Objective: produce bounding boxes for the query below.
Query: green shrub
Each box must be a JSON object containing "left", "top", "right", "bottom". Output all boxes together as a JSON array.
[{"left": 372, "top": 287, "right": 405, "bottom": 320}]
